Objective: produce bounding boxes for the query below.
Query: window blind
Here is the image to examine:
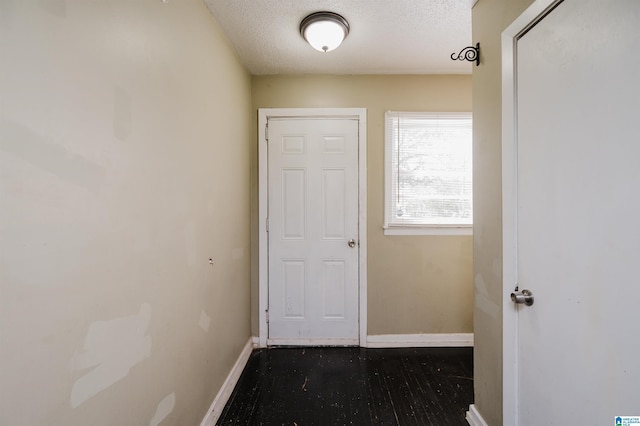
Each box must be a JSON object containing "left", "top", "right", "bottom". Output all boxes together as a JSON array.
[{"left": 384, "top": 112, "right": 473, "bottom": 227}]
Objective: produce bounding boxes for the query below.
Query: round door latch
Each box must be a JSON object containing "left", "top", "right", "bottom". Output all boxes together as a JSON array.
[{"left": 511, "top": 289, "right": 534, "bottom": 306}]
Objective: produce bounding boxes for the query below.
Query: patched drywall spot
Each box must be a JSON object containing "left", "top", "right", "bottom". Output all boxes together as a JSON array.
[
  {"left": 476, "top": 293, "right": 499, "bottom": 319},
  {"left": 0, "top": 119, "right": 104, "bottom": 191},
  {"left": 474, "top": 273, "right": 488, "bottom": 296},
  {"left": 70, "top": 304, "right": 152, "bottom": 408},
  {"left": 474, "top": 274, "right": 499, "bottom": 319},
  {"left": 149, "top": 392, "right": 175, "bottom": 426},
  {"left": 198, "top": 310, "right": 211, "bottom": 332},
  {"left": 113, "top": 87, "right": 132, "bottom": 141},
  {"left": 492, "top": 258, "right": 501, "bottom": 279},
  {"left": 38, "top": 0, "right": 66, "bottom": 17}
]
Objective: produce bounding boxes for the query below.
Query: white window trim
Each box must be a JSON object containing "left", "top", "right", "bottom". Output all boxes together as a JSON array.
[{"left": 384, "top": 111, "right": 473, "bottom": 236}]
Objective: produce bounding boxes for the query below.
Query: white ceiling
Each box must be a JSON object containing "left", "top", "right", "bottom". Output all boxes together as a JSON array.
[{"left": 203, "top": 0, "right": 474, "bottom": 75}]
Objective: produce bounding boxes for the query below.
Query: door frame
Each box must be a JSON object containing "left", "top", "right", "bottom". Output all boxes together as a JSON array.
[
  {"left": 501, "top": 0, "right": 562, "bottom": 423},
  {"left": 257, "top": 108, "right": 367, "bottom": 348}
]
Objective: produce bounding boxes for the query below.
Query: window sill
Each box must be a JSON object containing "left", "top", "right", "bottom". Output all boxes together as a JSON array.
[{"left": 383, "top": 226, "right": 473, "bottom": 236}]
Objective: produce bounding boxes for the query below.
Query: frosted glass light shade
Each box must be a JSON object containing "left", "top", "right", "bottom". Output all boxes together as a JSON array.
[{"left": 300, "top": 12, "right": 350, "bottom": 53}]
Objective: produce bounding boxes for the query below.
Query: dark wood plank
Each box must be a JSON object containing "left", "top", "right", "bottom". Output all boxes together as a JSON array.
[{"left": 217, "top": 347, "right": 473, "bottom": 425}]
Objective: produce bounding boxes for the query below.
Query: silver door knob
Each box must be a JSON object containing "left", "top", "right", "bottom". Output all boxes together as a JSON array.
[
  {"left": 348, "top": 239, "right": 357, "bottom": 248},
  {"left": 511, "top": 289, "right": 534, "bottom": 306}
]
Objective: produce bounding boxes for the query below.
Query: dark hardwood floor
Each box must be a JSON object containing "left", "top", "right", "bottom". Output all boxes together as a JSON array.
[{"left": 217, "top": 346, "right": 473, "bottom": 425}]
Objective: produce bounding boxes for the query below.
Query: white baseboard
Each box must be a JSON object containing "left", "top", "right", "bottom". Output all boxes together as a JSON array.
[
  {"left": 366, "top": 333, "right": 474, "bottom": 348},
  {"left": 200, "top": 338, "right": 253, "bottom": 426},
  {"left": 466, "top": 404, "right": 489, "bottom": 426}
]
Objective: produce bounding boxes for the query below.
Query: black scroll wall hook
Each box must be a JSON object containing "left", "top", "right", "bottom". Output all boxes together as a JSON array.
[{"left": 451, "top": 43, "right": 480, "bottom": 66}]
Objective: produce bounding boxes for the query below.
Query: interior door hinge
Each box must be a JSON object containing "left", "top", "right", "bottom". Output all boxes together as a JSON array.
[
  {"left": 265, "top": 123, "right": 268, "bottom": 142},
  {"left": 265, "top": 309, "right": 269, "bottom": 323},
  {"left": 266, "top": 217, "right": 269, "bottom": 232}
]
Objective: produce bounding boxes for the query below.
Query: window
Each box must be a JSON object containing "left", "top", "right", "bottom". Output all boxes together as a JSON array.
[{"left": 384, "top": 111, "right": 472, "bottom": 235}]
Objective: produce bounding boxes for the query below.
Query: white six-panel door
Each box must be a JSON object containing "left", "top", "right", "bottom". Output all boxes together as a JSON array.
[
  {"left": 503, "top": 0, "right": 640, "bottom": 423},
  {"left": 267, "top": 117, "right": 360, "bottom": 345}
]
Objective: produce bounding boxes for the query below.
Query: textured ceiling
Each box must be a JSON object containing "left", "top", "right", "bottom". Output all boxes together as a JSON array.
[{"left": 203, "top": 0, "right": 474, "bottom": 75}]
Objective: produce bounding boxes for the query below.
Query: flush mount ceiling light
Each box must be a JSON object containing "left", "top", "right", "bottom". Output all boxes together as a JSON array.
[{"left": 300, "top": 11, "right": 350, "bottom": 53}]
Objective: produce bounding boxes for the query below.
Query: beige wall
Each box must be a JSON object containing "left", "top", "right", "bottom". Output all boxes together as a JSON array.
[
  {"left": 472, "top": 0, "right": 535, "bottom": 424},
  {"left": 251, "top": 75, "right": 473, "bottom": 336},
  {"left": 0, "top": 1, "right": 251, "bottom": 425}
]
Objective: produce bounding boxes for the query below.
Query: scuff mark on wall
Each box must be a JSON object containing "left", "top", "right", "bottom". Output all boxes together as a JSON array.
[
  {"left": 149, "top": 392, "right": 175, "bottom": 426},
  {"left": 69, "top": 303, "right": 152, "bottom": 408},
  {"left": 492, "top": 258, "right": 501, "bottom": 279},
  {"left": 474, "top": 274, "right": 499, "bottom": 319},
  {"left": 198, "top": 310, "right": 211, "bottom": 332}
]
